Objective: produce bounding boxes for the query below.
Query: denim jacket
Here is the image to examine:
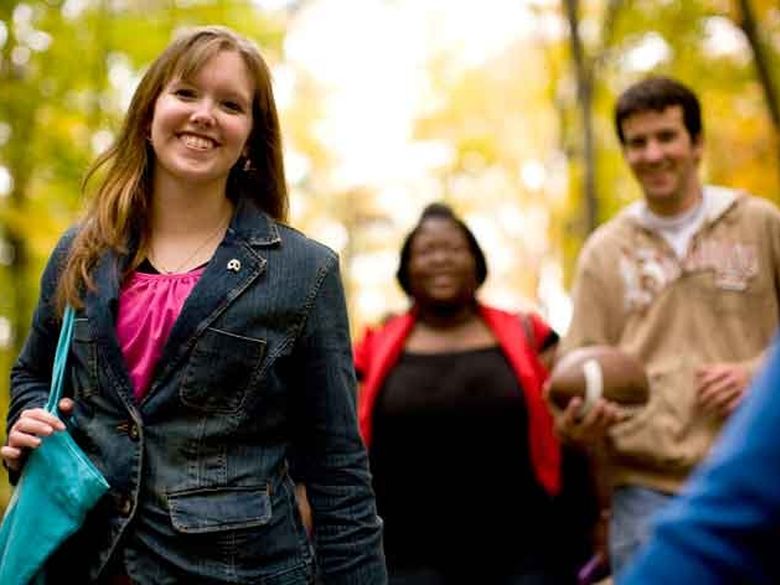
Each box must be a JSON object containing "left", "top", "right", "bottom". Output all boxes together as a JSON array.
[{"left": 8, "top": 199, "right": 387, "bottom": 584}]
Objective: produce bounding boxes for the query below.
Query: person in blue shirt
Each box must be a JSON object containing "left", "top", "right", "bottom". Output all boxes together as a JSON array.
[{"left": 620, "top": 337, "right": 780, "bottom": 584}]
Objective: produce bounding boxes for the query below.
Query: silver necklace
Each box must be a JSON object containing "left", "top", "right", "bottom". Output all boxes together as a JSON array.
[{"left": 151, "top": 216, "right": 229, "bottom": 274}]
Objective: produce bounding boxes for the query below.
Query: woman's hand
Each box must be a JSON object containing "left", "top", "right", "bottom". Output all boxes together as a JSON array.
[
  {"left": 548, "top": 393, "right": 627, "bottom": 446},
  {"left": 295, "top": 483, "right": 313, "bottom": 535},
  {"left": 1, "top": 398, "right": 74, "bottom": 471}
]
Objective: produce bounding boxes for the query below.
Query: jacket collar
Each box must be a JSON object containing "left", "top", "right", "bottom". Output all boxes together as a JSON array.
[
  {"left": 230, "top": 197, "right": 282, "bottom": 247},
  {"left": 85, "top": 197, "right": 280, "bottom": 318},
  {"left": 624, "top": 185, "right": 740, "bottom": 229}
]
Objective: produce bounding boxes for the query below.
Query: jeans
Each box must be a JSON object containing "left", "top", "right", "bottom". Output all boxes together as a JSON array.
[
  {"left": 389, "top": 568, "right": 565, "bottom": 585},
  {"left": 609, "top": 485, "right": 674, "bottom": 579}
]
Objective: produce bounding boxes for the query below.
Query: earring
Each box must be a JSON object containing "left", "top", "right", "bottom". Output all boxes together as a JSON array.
[{"left": 242, "top": 157, "right": 253, "bottom": 172}]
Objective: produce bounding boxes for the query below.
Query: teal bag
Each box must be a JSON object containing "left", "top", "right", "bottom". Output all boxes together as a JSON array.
[{"left": 0, "top": 306, "right": 110, "bottom": 584}]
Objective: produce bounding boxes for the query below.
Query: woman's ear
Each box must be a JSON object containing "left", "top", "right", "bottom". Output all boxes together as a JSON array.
[{"left": 240, "top": 145, "right": 254, "bottom": 171}]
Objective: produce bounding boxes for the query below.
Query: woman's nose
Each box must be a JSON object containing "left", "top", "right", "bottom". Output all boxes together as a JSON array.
[
  {"left": 190, "top": 99, "right": 216, "bottom": 126},
  {"left": 430, "top": 248, "right": 450, "bottom": 264}
]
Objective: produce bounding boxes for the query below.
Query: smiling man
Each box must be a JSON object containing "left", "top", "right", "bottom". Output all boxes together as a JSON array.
[{"left": 552, "top": 76, "right": 780, "bottom": 579}]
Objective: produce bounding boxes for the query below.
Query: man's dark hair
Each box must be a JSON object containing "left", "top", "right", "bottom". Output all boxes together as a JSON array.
[
  {"left": 615, "top": 76, "right": 702, "bottom": 144},
  {"left": 396, "top": 202, "right": 488, "bottom": 296}
]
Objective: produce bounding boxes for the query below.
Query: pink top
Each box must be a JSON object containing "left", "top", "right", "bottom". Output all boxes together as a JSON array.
[{"left": 116, "top": 268, "right": 205, "bottom": 400}]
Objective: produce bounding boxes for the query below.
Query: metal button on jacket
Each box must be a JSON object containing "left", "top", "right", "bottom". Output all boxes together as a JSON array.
[{"left": 117, "top": 496, "right": 133, "bottom": 517}]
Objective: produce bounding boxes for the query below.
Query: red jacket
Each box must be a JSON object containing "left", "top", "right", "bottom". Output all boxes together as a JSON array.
[{"left": 354, "top": 304, "right": 561, "bottom": 495}]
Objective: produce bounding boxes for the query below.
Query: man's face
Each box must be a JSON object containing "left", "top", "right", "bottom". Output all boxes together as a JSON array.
[{"left": 621, "top": 105, "right": 703, "bottom": 216}]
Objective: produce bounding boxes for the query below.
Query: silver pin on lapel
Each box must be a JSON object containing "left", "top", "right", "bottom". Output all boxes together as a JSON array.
[{"left": 227, "top": 259, "right": 241, "bottom": 272}]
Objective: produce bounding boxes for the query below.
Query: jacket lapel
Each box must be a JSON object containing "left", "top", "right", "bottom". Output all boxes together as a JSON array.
[
  {"left": 152, "top": 234, "right": 267, "bottom": 383},
  {"left": 83, "top": 200, "right": 280, "bottom": 407},
  {"left": 148, "top": 201, "right": 278, "bottom": 396},
  {"left": 85, "top": 247, "right": 137, "bottom": 406}
]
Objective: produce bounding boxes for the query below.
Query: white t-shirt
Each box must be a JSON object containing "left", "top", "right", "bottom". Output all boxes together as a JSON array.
[{"left": 639, "top": 193, "right": 708, "bottom": 259}]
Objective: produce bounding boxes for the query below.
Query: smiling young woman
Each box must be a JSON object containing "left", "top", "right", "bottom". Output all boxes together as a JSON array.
[{"left": 3, "top": 26, "right": 386, "bottom": 584}]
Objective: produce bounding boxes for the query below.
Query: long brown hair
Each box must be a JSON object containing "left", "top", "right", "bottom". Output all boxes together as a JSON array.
[{"left": 57, "top": 25, "right": 287, "bottom": 311}]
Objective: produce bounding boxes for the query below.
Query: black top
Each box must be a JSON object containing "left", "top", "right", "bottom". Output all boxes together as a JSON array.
[
  {"left": 137, "top": 258, "right": 159, "bottom": 274},
  {"left": 370, "top": 346, "right": 559, "bottom": 576},
  {"left": 136, "top": 258, "right": 208, "bottom": 274}
]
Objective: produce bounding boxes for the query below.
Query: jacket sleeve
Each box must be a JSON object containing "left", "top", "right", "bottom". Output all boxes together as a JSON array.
[
  {"left": 290, "top": 253, "right": 387, "bottom": 584},
  {"left": 526, "top": 312, "right": 559, "bottom": 352},
  {"left": 739, "top": 198, "right": 780, "bottom": 380},
  {"left": 6, "top": 232, "right": 74, "bottom": 483},
  {"left": 620, "top": 337, "right": 780, "bottom": 585},
  {"left": 8, "top": 233, "right": 73, "bottom": 430},
  {"left": 560, "top": 237, "right": 623, "bottom": 354}
]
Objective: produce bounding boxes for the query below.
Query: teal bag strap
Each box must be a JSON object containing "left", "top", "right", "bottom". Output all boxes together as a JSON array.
[
  {"left": 0, "top": 304, "right": 108, "bottom": 585},
  {"left": 44, "top": 305, "right": 75, "bottom": 414}
]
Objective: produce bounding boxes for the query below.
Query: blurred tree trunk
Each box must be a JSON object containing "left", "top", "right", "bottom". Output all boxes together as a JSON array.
[
  {"left": 563, "top": 0, "right": 623, "bottom": 235},
  {"left": 732, "top": 0, "right": 780, "bottom": 187},
  {"left": 563, "top": 0, "right": 597, "bottom": 235}
]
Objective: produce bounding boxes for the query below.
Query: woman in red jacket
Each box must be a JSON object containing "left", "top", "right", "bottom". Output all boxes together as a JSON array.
[{"left": 354, "top": 203, "right": 594, "bottom": 584}]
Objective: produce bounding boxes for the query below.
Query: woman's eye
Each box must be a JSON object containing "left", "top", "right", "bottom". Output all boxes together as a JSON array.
[
  {"left": 222, "top": 101, "right": 244, "bottom": 113},
  {"left": 174, "top": 88, "right": 197, "bottom": 99}
]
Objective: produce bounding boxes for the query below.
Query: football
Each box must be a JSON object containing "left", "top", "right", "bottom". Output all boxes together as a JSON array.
[{"left": 547, "top": 345, "right": 649, "bottom": 411}]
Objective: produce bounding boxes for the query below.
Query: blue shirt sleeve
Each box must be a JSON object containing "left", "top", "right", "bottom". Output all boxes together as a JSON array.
[{"left": 620, "top": 337, "right": 780, "bottom": 585}]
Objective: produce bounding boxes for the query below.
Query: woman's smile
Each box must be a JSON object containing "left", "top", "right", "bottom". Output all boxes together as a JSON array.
[{"left": 177, "top": 132, "right": 219, "bottom": 151}]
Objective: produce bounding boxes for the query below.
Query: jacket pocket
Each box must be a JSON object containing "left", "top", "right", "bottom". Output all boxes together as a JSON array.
[
  {"left": 70, "top": 317, "right": 98, "bottom": 399},
  {"left": 168, "top": 484, "right": 272, "bottom": 534},
  {"left": 609, "top": 361, "right": 713, "bottom": 470},
  {"left": 180, "top": 327, "right": 266, "bottom": 413}
]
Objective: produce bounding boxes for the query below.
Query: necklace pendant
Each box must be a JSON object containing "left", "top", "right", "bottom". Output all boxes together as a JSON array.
[{"left": 151, "top": 210, "right": 231, "bottom": 274}]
